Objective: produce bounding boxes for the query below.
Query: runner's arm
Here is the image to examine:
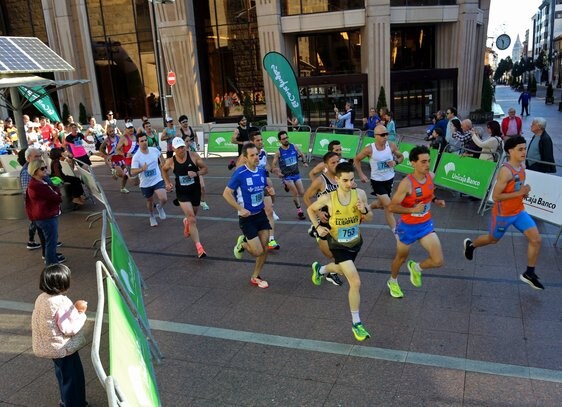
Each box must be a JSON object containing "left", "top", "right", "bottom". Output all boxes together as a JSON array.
[
  {"left": 303, "top": 176, "right": 323, "bottom": 207},
  {"left": 353, "top": 146, "right": 371, "bottom": 183},
  {"left": 491, "top": 166, "right": 530, "bottom": 202},
  {"left": 356, "top": 189, "right": 373, "bottom": 221},
  {"left": 308, "top": 162, "right": 325, "bottom": 179},
  {"left": 306, "top": 194, "right": 330, "bottom": 228},
  {"left": 193, "top": 153, "right": 208, "bottom": 176}
]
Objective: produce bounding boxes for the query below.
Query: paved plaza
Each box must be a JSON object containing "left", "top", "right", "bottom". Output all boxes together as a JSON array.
[{"left": 1, "top": 86, "right": 561, "bottom": 406}]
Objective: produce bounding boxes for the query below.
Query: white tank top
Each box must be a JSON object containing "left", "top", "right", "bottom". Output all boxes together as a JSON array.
[{"left": 369, "top": 142, "right": 395, "bottom": 181}]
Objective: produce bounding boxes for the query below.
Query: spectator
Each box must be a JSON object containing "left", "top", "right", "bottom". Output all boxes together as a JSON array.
[
  {"left": 518, "top": 88, "right": 531, "bottom": 116},
  {"left": 49, "top": 148, "right": 86, "bottom": 206},
  {"left": 501, "top": 108, "right": 522, "bottom": 139},
  {"left": 526, "top": 117, "right": 556, "bottom": 173},
  {"left": 334, "top": 101, "right": 355, "bottom": 133},
  {"left": 444, "top": 107, "right": 459, "bottom": 144},
  {"left": 380, "top": 108, "right": 397, "bottom": 143},
  {"left": 362, "top": 107, "right": 380, "bottom": 137}
]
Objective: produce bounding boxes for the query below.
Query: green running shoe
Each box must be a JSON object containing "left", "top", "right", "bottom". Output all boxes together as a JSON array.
[
  {"left": 387, "top": 279, "right": 404, "bottom": 298},
  {"left": 233, "top": 235, "right": 245, "bottom": 260},
  {"left": 311, "top": 261, "right": 323, "bottom": 286},
  {"left": 352, "top": 322, "right": 371, "bottom": 341},
  {"left": 407, "top": 260, "right": 422, "bottom": 287}
]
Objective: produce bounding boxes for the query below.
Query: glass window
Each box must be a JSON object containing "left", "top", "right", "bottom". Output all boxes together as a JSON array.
[
  {"left": 282, "top": 0, "right": 364, "bottom": 16},
  {"left": 390, "top": 0, "right": 456, "bottom": 5},
  {"left": 390, "top": 26, "right": 435, "bottom": 71},
  {"left": 296, "top": 31, "right": 362, "bottom": 76},
  {"left": 86, "top": 0, "right": 158, "bottom": 119}
]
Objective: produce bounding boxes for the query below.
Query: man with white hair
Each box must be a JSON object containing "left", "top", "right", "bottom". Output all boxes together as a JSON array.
[
  {"left": 501, "top": 108, "right": 522, "bottom": 139},
  {"left": 527, "top": 117, "right": 556, "bottom": 173}
]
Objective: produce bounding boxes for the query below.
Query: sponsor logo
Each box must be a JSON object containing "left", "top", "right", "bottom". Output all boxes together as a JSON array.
[
  {"left": 524, "top": 194, "right": 557, "bottom": 210},
  {"left": 444, "top": 162, "right": 455, "bottom": 175},
  {"left": 215, "top": 137, "right": 226, "bottom": 145},
  {"left": 267, "top": 136, "right": 278, "bottom": 145},
  {"left": 319, "top": 139, "right": 330, "bottom": 148}
]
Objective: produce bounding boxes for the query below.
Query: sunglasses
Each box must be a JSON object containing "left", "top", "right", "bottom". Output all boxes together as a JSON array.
[
  {"left": 180, "top": 120, "right": 188, "bottom": 124},
  {"left": 377, "top": 132, "right": 389, "bottom": 136},
  {"left": 40, "top": 166, "right": 48, "bottom": 171}
]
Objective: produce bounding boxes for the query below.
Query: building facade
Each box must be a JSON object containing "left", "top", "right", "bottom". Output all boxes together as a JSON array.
[{"left": 0, "top": 0, "right": 491, "bottom": 128}]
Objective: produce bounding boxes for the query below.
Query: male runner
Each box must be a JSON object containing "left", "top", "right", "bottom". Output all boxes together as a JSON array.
[
  {"left": 354, "top": 124, "right": 404, "bottom": 233},
  {"left": 272, "top": 130, "right": 308, "bottom": 219},
  {"left": 162, "top": 138, "right": 208, "bottom": 258},
  {"left": 387, "top": 145, "right": 445, "bottom": 298},
  {"left": 130, "top": 133, "right": 167, "bottom": 227},
  {"left": 304, "top": 151, "right": 343, "bottom": 286},
  {"left": 115, "top": 122, "right": 139, "bottom": 192},
  {"left": 307, "top": 162, "right": 372, "bottom": 341},
  {"left": 308, "top": 140, "right": 344, "bottom": 179},
  {"left": 463, "top": 136, "right": 544, "bottom": 290},
  {"left": 223, "top": 143, "right": 274, "bottom": 289}
]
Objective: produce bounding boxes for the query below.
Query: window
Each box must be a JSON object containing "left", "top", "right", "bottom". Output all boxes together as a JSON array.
[
  {"left": 390, "top": 0, "right": 456, "bottom": 6},
  {"left": 390, "top": 26, "right": 435, "bottom": 70},
  {"left": 282, "top": 0, "right": 363, "bottom": 16}
]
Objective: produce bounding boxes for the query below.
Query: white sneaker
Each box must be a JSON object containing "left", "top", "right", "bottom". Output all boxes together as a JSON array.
[
  {"left": 156, "top": 203, "right": 166, "bottom": 220},
  {"left": 149, "top": 215, "right": 158, "bottom": 227},
  {"left": 120, "top": 187, "right": 130, "bottom": 194},
  {"left": 273, "top": 211, "right": 280, "bottom": 221},
  {"left": 200, "top": 201, "right": 210, "bottom": 211}
]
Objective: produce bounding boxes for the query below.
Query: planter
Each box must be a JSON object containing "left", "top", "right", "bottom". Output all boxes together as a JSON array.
[
  {"left": 545, "top": 96, "right": 554, "bottom": 105},
  {"left": 469, "top": 111, "right": 494, "bottom": 124}
]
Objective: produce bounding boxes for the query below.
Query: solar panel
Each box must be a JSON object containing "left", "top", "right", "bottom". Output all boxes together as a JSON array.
[{"left": 0, "top": 36, "right": 74, "bottom": 74}]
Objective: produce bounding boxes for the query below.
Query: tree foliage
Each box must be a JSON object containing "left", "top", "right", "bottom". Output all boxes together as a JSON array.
[{"left": 376, "top": 86, "right": 387, "bottom": 112}]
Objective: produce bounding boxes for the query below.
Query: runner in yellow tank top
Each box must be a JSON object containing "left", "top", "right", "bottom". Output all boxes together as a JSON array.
[{"left": 307, "top": 162, "right": 373, "bottom": 342}]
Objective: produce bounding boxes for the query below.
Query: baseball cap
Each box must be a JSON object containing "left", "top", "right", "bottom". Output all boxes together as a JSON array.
[
  {"left": 172, "top": 137, "right": 186, "bottom": 149},
  {"left": 374, "top": 125, "right": 388, "bottom": 136},
  {"left": 107, "top": 110, "right": 113, "bottom": 115},
  {"left": 125, "top": 121, "right": 134, "bottom": 129},
  {"left": 166, "top": 117, "right": 174, "bottom": 123}
]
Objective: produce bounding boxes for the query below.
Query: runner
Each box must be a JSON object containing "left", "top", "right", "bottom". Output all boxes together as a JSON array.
[
  {"left": 387, "top": 145, "right": 446, "bottom": 298},
  {"left": 308, "top": 140, "right": 344, "bottom": 179},
  {"left": 223, "top": 142, "right": 273, "bottom": 288},
  {"left": 307, "top": 162, "right": 373, "bottom": 341},
  {"left": 161, "top": 117, "right": 177, "bottom": 159},
  {"left": 303, "top": 151, "right": 343, "bottom": 286},
  {"left": 463, "top": 136, "right": 544, "bottom": 290},
  {"left": 130, "top": 133, "right": 167, "bottom": 227},
  {"left": 354, "top": 124, "right": 404, "bottom": 233},
  {"left": 162, "top": 137, "right": 208, "bottom": 258},
  {"left": 272, "top": 130, "right": 308, "bottom": 219},
  {"left": 115, "top": 122, "right": 139, "bottom": 193}
]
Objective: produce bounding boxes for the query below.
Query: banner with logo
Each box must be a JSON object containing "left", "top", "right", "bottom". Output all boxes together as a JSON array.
[
  {"left": 434, "top": 152, "right": 497, "bottom": 198},
  {"left": 311, "top": 132, "right": 361, "bottom": 160},
  {"left": 261, "top": 130, "right": 311, "bottom": 154},
  {"left": 107, "top": 277, "right": 161, "bottom": 407},
  {"left": 263, "top": 52, "right": 304, "bottom": 124},
  {"left": 110, "top": 222, "right": 147, "bottom": 322},
  {"left": 393, "top": 143, "right": 438, "bottom": 174},
  {"left": 207, "top": 131, "right": 238, "bottom": 154},
  {"left": 18, "top": 86, "right": 61, "bottom": 122}
]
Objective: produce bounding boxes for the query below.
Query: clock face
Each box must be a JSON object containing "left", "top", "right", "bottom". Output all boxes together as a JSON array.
[{"left": 496, "top": 34, "right": 511, "bottom": 50}]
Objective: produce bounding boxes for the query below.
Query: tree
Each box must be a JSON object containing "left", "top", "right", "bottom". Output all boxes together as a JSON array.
[
  {"left": 481, "top": 65, "right": 494, "bottom": 112},
  {"left": 79, "top": 103, "right": 88, "bottom": 125},
  {"left": 62, "top": 103, "right": 70, "bottom": 124},
  {"left": 376, "top": 86, "right": 387, "bottom": 111},
  {"left": 242, "top": 93, "right": 254, "bottom": 124}
]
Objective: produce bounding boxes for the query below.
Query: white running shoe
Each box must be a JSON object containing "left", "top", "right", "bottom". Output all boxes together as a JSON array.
[
  {"left": 200, "top": 201, "right": 210, "bottom": 211},
  {"left": 156, "top": 203, "right": 166, "bottom": 220},
  {"left": 149, "top": 215, "right": 158, "bottom": 227},
  {"left": 273, "top": 211, "right": 280, "bottom": 221}
]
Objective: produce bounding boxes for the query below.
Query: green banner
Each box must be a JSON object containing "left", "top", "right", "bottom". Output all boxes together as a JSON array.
[
  {"left": 207, "top": 131, "right": 238, "bottom": 154},
  {"left": 394, "top": 143, "right": 438, "bottom": 174},
  {"left": 434, "top": 152, "right": 497, "bottom": 198},
  {"left": 18, "top": 86, "right": 61, "bottom": 122},
  {"left": 263, "top": 52, "right": 304, "bottom": 124},
  {"left": 107, "top": 277, "right": 160, "bottom": 406},
  {"left": 261, "top": 130, "right": 311, "bottom": 154},
  {"left": 312, "top": 132, "right": 361, "bottom": 160},
  {"left": 110, "top": 223, "right": 147, "bottom": 322}
]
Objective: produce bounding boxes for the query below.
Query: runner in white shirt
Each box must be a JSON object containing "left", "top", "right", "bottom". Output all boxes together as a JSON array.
[{"left": 130, "top": 133, "right": 168, "bottom": 227}]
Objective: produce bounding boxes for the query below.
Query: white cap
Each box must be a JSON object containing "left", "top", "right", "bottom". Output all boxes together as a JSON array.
[
  {"left": 125, "top": 122, "right": 134, "bottom": 129},
  {"left": 172, "top": 137, "right": 186, "bottom": 149},
  {"left": 166, "top": 117, "right": 173, "bottom": 122}
]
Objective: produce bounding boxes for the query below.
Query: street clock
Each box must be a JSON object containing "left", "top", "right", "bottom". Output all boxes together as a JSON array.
[{"left": 496, "top": 34, "right": 511, "bottom": 50}]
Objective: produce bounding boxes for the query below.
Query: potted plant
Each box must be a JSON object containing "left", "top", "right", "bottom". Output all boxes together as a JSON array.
[
  {"left": 470, "top": 66, "right": 494, "bottom": 124},
  {"left": 545, "top": 83, "right": 554, "bottom": 104}
]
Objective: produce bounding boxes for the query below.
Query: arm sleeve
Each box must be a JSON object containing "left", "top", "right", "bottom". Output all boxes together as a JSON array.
[{"left": 56, "top": 304, "right": 87, "bottom": 336}]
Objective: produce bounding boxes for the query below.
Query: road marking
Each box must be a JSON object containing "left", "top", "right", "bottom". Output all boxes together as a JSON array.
[{"left": 1, "top": 299, "right": 560, "bottom": 384}]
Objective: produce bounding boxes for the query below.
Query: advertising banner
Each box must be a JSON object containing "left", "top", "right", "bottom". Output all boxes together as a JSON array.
[
  {"left": 107, "top": 277, "right": 160, "bottom": 407},
  {"left": 434, "top": 152, "right": 496, "bottom": 198},
  {"left": 394, "top": 143, "right": 438, "bottom": 174},
  {"left": 312, "top": 132, "right": 361, "bottom": 159},
  {"left": 74, "top": 165, "right": 103, "bottom": 204},
  {"left": 261, "top": 130, "right": 311, "bottom": 154},
  {"left": 18, "top": 86, "right": 61, "bottom": 122},
  {"left": 207, "top": 131, "right": 237, "bottom": 154},
  {"left": 262, "top": 52, "right": 304, "bottom": 124},
  {"left": 110, "top": 223, "right": 147, "bottom": 322}
]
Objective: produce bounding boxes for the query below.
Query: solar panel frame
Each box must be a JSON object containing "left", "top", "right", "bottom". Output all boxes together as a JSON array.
[{"left": 0, "top": 36, "right": 74, "bottom": 74}]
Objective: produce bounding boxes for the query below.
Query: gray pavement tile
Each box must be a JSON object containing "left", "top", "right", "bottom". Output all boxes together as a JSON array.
[
  {"left": 365, "top": 322, "right": 415, "bottom": 351},
  {"left": 525, "top": 338, "right": 562, "bottom": 370},
  {"left": 467, "top": 334, "right": 528, "bottom": 366},
  {"left": 159, "top": 392, "right": 195, "bottom": 407},
  {"left": 300, "top": 317, "right": 362, "bottom": 344},
  {"left": 226, "top": 343, "right": 292, "bottom": 375},
  {"left": 422, "top": 290, "right": 472, "bottom": 313},
  {"left": 413, "top": 309, "right": 470, "bottom": 334},
  {"left": 0, "top": 310, "right": 34, "bottom": 337},
  {"left": 0, "top": 350, "right": 53, "bottom": 402},
  {"left": 0, "top": 332, "right": 32, "bottom": 363},
  {"left": 276, "top": 295, "right": 356, "bottom": 321},
  {"left": 336, "top": 356, "right": 403, "bottom": 391},
  {"left": 391, "top": 365, "right": 465, "bottom": 407},
  {"left": 463, "top": 372, "right": 536, "bottom": 407},
  {"left": 279, "top": 349, "right": 347, "bottom": 383},
  {"left": 531, "top": 380, "right": 562, "bottom": 407},
  {"left": 469, "top": 314, "right": 524, "bottom": 338},
  {"left": 472, "top": 279, "right": 521, "bottom": 298},
  {"left": 324, "top": 383, "right": 396, "bottom": 406},
  {"left": 470, "top": 295, "right": 522, "bottom": 318},
  {"left": 520, "top": 296, "right": 562, "bottom": 322},
  {"left": 522, "top": 318, "right": 562, "bottom": 340},
  {"left": 154, "top": 358, "right": 221, "bottom": 399},
  {"left": 409, "top": 328, "right": 468, "bottom": 358}
]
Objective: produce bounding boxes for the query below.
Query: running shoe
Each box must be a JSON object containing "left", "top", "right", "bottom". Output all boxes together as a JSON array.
[
  {"left": 200, "top": 201, "right": 210, "bottom": 211},
  {"left": 407, "top": 260, "right": 422, "bottom": 287},
  {"left": 297, "top": 208, "right": 305, "bottom": 220},
  {"left": 352, "top": 322, "right": 370, "bottom": 341},
  {"left": 311, "top": 261, "right": 323, "bottom": 286},
  {"left": 120, "top": 187, "right": 130, "bottom": 194},
  {"left": 57, "top": 241, "right": 63, "bottom": 247},
  {"left": 268, "top": 239, "right": 280, "bottom": 250},
  {"left": 183, "top": 218, "right": 190, "bottom": 237},
  {"left": 156, "top": 203, "right": 166, "bottom": 220},
  {"left": 149, "top": 215, "right": 158, "bottom": 227},
  {"left": 387, "top": 279, "right": 404, "bottom": 298},
  {"left": 520, "top": 272, "right": 544, "bottom": 290},
  {"left": 234, "top": 235, "right": 245, "bottom": 259},
  {"left": 111, "top": 168, "right": 118, "bottom": 180},
  {"left": 27, "top": 242, "right": 41, "bottom": 250},
  {"left": 273, "top": 211, "right": 280, "bottom": 221},
  {"left": 463, "top": 238, "right": 474, "bottom": 261},
  {"left": 326, "top": 273, "right": 344, "bottom": 286},
  {"left": 250, "top": 276, "right": 269, "bottom": 289},
  {"left": 197, "top": 245, "right": 207, "bottom": 258}
]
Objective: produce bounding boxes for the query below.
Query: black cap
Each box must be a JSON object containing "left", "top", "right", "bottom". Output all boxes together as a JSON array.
[{"left": 178, "top": 114, "right": 188, "bottom": 122}]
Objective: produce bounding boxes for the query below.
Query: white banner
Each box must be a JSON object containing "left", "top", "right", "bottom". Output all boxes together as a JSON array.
[{"left": 488, "top": 169, "right": 562, "bottom": 225}]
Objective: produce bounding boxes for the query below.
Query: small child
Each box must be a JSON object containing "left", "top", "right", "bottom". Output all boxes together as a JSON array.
[{"left": 31, "top": 264, "right": 88, "bottom": 407}]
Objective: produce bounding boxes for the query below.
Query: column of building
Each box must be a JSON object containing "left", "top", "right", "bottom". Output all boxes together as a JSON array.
[{"left": 365, "top": 0, "right": 391, "bottom": 111}]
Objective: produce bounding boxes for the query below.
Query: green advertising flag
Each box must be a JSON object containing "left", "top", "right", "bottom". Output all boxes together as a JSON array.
[
  {"left": 263, "top": 52, "right": 304, "bottom": 124},
  {"left": 394, "top": 143, "right": 438, "bottom": 174},
  {"left": 434, "top": 152, "right": 497, "bottom": 198},
  {"left": 110, "top": 222, "right": 147, "bottom": 322},
  {"left": 107, "top": 277, "right": 161, "bottom": 406},
  {"left": 18, "top": 86, "right": 61, "bottom": 122}
]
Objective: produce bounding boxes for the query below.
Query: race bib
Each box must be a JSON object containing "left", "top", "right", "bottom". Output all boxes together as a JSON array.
[
  {"left": 337, "top": 225, "right": 358, "bottom": 243},
  {"left": 179, "top": 175, "right": 194, "bottom": 186},
  {"left": 411, "top": 203, "right": 430, "bottom": 217},
  {"left": 251, "top": 191, "right": 264, "bottom": 207},
  {"left": 144, "top": 168, "right": 156, "bottom": 178},
  {"left": 74, "top": 138, "right": 83, "bottom": 146},
  {"left": 284, "top": 155, "right": 297, "bottom": 166},
  {"left": 376, "top": 161, "right": 390, "bottom": 171}
]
